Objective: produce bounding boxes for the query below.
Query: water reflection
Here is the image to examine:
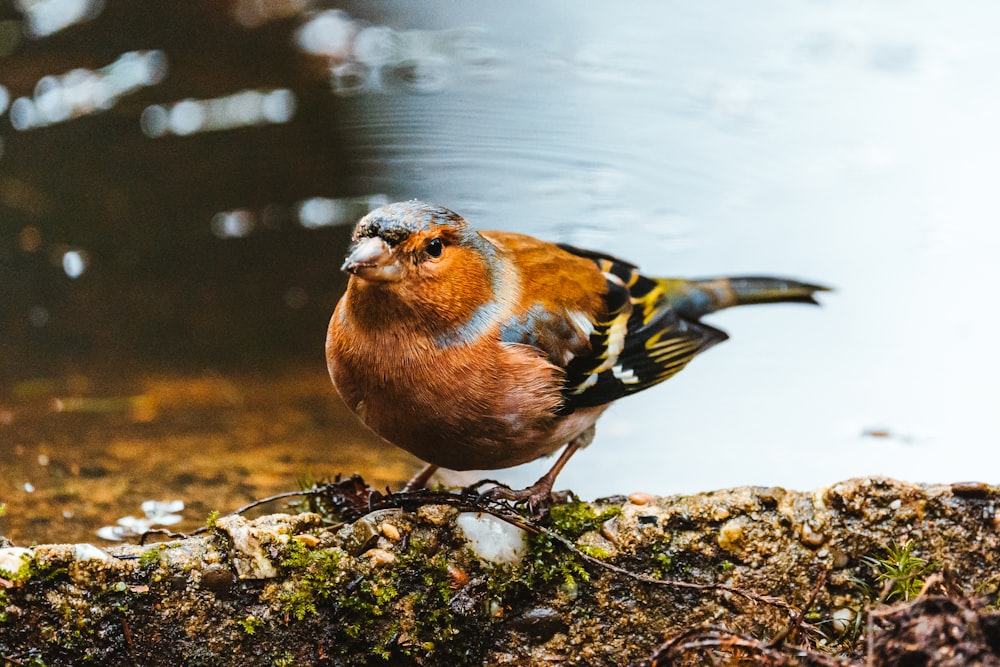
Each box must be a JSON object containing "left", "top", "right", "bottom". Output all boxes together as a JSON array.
[
  {"left": 10, "top": 50, "right": 166, "bottom": 130},
  {"left": 16, "top": 0, "right": 104, "bottom": 38},
  {"left": 296, "top": 194, "right": 388, "bottom": 229},
  {"left": 295, "top": 9, "right": 494, "bottom": 97},
  {"left": 140, "top": 88, "right": 296, "bottom": 138}
]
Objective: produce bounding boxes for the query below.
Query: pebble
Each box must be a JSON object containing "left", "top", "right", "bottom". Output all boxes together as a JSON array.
[
  {"left": 800, "top": 523, "right": 826, "bottom": 548},
  {"left": 627, "top": 492, "right": 655, "bottom": 505},
  {"left": 717, "top": 518, "right": 745, "bottom": 553},
  {"left": 0, "top": 547, "right": 33, "bottom": 577},
  {"left": 292, "top": 533, "right": 320, "bottom": 547},
  {"left": 446, "top": 563, "right": 468, "bottom": 588},
  {"left": 952, "top": 481, "right": 991, "bottom": 499},
  {"left": 510, "top": 607, "right": 567, "bottom": 641},
  {"left": 364, "top": 548, "right": 396, "bottom": 567},
  {"left": 379, "top": 522, "right": 401, "bottom": 541},
  {"left": 456, "top": 512, "right": 526, "bottom": 565},
  {"left": 417, "top": 504, "right": 455, "bottom": 526},
  {"left": 830, "top": 607, "right": 856, "bottom": 634},
  {"left": 74, "top": 543, "right": 110, "bottom": 561},
  {"left": 200, "top": 563, "right": 235, "bottom": 596}
]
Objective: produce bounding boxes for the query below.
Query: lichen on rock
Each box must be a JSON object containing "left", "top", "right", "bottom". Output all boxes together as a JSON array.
[{"left": 0, "top": 477, "right": 999, "bottom": 666}]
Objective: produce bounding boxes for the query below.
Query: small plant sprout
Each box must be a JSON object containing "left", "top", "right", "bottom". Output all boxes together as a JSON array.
[{"left": 863, "top": 539, "right": 931, "bottom": 602}]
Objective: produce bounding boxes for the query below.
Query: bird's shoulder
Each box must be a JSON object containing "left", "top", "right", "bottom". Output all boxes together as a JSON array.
[
  {"left": 481, "top": 230, "right": 608, "bottom": 313},
  {"left": 480, "top": 231, "right": 608, "bottom": 365}
]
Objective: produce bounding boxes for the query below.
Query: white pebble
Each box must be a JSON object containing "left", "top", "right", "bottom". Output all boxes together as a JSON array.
[
  {"left": 0, "top": 547, "right": 33, "bottom": 576},
  {"left": 831, "top": 607, "right": 856, "bottom": 634},
  {"left": 456, "top": 512, "right": 526, "bottom": 564},
  {"left": 74, "top": 543, "right": 110, "bottom": 561}
]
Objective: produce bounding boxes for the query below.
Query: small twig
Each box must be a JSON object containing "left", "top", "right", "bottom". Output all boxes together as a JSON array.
[
  {"left": 138, "top": 484, "right": 358, "bottom": 544},
  {"left": 768, "top": 570, "right": 829, "bottom": 647},
  {"left": 137, "top": 528, "right": 191, "bottom": 545},
  {"left": 648, "top": 625, "right": 860, "bottom": 667},
  {"left": 121, "top": 615, "right": 137, "bottom": 666},
  {"left": 208, "top": 488, "right": 321, "bottom": 524}
]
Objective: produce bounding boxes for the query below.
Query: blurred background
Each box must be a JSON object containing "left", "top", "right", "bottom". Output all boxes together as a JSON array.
[{"left": 2, "top": 0, "right": 999, "bottom": 544}]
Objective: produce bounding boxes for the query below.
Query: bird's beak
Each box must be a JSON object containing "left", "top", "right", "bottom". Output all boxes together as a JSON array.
[{"left": 341, "top": 236, "right": 403, "bottom": 282}]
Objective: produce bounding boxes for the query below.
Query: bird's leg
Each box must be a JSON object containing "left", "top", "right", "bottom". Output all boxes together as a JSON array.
[
  {"left": 484, "top": 426, "right": 594, "bottom": 510},
  {"left": 401, "top": 463, "right": 439, "bottom": 492}
]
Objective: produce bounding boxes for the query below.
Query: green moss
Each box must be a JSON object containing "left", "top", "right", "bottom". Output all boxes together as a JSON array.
[
  {"left": 974, "top": 574, "right": 1000, "bottom": 609},
  {"left": 410, "top": 552, "right": 456, "bottom": 648},
  {"left": 205, "top": 510, "right": 220, "bottom": 530},
  {"left": 279, "top": 539, "right": 347, "bottom": 620},
  {"left": 526, "top": 530, "right": 588, "bottom": 589},
  {"left": 549, "top": 500, "right": 621, "bottom": 539},
  {"left": 238, "top": 615, "right": 264, "bottom": 635},
  {"left": 651, "top": 546, "right": 673, "bottom": 579},
  {"left": 276, "top": 521, "right": 494, "bottom": 663},
  {"left": 138, "top": 546, "right": 164, "bottom": 569},
  {"left": 483, "top": 560, "right": 523, "bottom": 602},
  {"left": 578, "top": 545, "right": 611, "bottom": 559},
  {"left": 524, "top": 500, "right": 621, "bottom": 591}
]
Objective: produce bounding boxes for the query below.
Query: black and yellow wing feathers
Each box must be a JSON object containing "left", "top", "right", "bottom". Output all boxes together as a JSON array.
[{"left": 557, "top": 248, "right": 727, "bottom": 412}]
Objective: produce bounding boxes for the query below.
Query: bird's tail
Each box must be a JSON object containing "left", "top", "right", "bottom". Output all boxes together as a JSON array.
[{"left": 660, "top": 276, "right": 830, "bottom": 320}]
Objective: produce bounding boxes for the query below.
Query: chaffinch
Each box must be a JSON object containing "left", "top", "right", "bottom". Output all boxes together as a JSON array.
[{"left": 326, "top": 200, "right": 827, "bottom": 506}]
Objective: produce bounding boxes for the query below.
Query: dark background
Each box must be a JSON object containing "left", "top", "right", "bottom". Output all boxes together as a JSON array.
[{"left": 0, "top": 1, "right": 368, "bottom": 378}]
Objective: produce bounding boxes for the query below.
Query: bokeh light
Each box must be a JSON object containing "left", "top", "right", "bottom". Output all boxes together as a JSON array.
[
  {"left": 296, "top": 194, "right": 388, "bottom": 229},
  {"left": 19, "top": 226, "right": 42, "bottom": 253},
  {"left": 61, "top": 249, "right": 88, "bottom": 279},
  {"left": 292, "top": 11, "right": 492, "bottom": 97},
  {"left": 211, "top": 210, "right": 255, "bottom": 239},
  {"left": 294, "top": 9, "right": 355, "bottom": 58},
  {"left": 16, "top": 0, "right": 104, "bottom": 38},
  {"left": 142, "top": 88, "right": 296, "bottom": 138},
  {"left": 10, "top": 50, "right": 167, "bottom": 131}
]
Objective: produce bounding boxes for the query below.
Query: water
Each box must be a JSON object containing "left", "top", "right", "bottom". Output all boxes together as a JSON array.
[
  {"left": 328, "top": 1, "right": 1000, "bottom": 496},
  {"left": 3, "top": 1, "right": 1000, "bottom": 542}
]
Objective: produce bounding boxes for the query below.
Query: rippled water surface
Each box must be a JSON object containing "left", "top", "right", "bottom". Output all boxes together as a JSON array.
[{"left": 3, "top": 1, "right": 1000, "bottom": 543}]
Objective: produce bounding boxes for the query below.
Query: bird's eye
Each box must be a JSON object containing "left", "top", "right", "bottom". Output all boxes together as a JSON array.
[{"left": 426, "top": 238, "right": 444, "bottom": 258}]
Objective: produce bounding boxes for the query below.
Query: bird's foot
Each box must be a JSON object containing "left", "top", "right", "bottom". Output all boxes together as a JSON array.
[
  {"left": 475, "top": 433, "right": 588, "bottom": 513},
  {"left": 478, "top": 479, "right": 571, "bottom": 515}
]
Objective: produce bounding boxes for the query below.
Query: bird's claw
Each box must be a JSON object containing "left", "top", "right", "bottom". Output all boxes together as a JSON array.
[{"left": 477, "top": 480, "right": 563, "bottom": 516}]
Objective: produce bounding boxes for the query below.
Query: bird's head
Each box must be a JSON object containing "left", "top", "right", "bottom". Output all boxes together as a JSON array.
[
  {"left": 342, "top": 200, "right": 496, "bottom": 286},
  {"left": 339, "top": 201, "right": 507, "bottom": 333}
]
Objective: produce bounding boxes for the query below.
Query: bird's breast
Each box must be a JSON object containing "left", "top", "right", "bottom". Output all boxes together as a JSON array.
[{"left": 326, "top": 309, "right": 587, "bottom": 470}]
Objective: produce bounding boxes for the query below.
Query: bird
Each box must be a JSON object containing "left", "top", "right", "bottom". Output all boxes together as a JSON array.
[{"left": 326, "top": 200, "right": 827, "bottom": 507}]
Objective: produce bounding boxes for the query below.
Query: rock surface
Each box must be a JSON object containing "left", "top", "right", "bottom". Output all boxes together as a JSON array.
[{"left": 1, "top": 477, "right": 999, "bottom": 666}]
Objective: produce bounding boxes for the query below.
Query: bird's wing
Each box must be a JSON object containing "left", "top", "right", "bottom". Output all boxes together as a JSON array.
[
  {"left": 555, "top": 248, "right": 729, "bottom": 412},
  {"left": 486, "top": 232, "right": 726, "bottom": 413}
]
